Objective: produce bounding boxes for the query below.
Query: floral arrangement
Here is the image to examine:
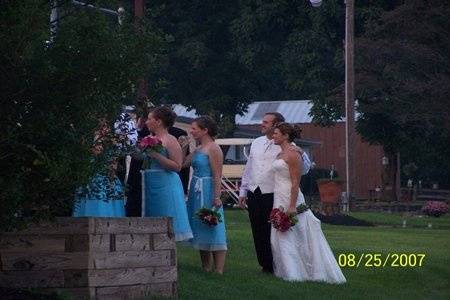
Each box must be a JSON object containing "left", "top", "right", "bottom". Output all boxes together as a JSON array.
[
  {"left": 421, "top": 201, "right": 449, "bottom": 217},
  {"left": 139, "top": 135, "right": 163, "bottom": 169},
  {"left": 196, "top": 207, "right": 223, "bottom": 227},
  {"left": 269, "top": 204, "right": 309, "bottom": 232},
  {"left": 139, "top": 135, "right": 163, "bottom": 152}
]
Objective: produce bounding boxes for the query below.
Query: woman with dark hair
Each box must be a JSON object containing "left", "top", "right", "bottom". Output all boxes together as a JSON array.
[
  {"left": 270, "top": 122, "right": 346, "bottom": 283},
  {"left": 184, "top": 116, "right": 227, "bottom": 274},
  {"left": 142, "top": 106, "right": 193, "bottom": 241}
]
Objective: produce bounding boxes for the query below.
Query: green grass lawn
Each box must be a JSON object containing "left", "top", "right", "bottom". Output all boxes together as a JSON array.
[
  {"left": 349, "top": 212, "right": 450, "bottom": 229},
  {"left": 162, "top": 210, "right": 450, "bottom": 300}
]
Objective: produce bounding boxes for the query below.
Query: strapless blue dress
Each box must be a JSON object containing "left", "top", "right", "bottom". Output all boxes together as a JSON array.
[
  {"left": 142, "top": 149, "right": 193, "bottom": 241},
  {"left": 73, "top": 174, "right": 125, "bottom": 217},
  {"left": 187, "top": 151, "right": 227, "bottom": 251}
]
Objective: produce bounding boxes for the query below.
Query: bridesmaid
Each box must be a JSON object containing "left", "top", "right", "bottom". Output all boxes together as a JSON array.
[
  {"left": 142, "top": 106, "right": 193, "bottom": 242},
  {"left": 73, "top": 120, "right": 125, "bottom": 217},
  {"left": 185, "top": 116, "right": 227, "bottom": 274}
]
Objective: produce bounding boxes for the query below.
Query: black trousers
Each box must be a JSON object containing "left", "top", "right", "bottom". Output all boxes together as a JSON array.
[
  {"left": 125, "top": 157, "right": 143, "bottom": 217},
  {"left": 247, "top": 187, "right": 274, "bottom": 272}
]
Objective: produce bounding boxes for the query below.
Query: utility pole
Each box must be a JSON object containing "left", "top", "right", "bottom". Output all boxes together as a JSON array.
[
  {"left": 50, "top": 1, "right": 59, "bottom": 40},
  {"left": 344, "top": 0, "right": 355, "bottom": 211}
]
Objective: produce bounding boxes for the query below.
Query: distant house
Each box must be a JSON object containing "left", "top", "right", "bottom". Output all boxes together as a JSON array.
[{"left": 173, "top": 100, "right": 383, "bottom": 199}]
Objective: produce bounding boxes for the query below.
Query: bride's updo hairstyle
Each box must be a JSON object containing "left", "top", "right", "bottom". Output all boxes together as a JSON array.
[
  {"left": 152, "top": 106, "right": 177, "bottom": 128},
  {"left": 275, "top": 122, "right": 302, "bottom": 143},
  {"left": 193, "top": 115, "right": 218, "bottom": 138}
]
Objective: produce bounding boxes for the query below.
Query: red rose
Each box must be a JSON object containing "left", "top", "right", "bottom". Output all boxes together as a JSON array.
[{"left": 139, "top": 136, "right": 162, "bottom": 149}]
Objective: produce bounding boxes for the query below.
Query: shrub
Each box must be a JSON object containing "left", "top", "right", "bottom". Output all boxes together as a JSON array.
[
  {"left": 0, "top": 1, "right": 162, "bottom": 230},
  {"left": 421, "top": 201, "right": 449, "bottom": 218}
]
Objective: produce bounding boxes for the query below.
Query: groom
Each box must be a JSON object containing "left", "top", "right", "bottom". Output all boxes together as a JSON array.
[{"left": 238, "top": 112, "right": 311, "bottom": 273}]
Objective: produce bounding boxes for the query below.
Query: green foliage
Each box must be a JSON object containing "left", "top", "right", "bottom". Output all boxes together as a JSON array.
[
  {"left": 146, "top": 0, "right": 253, "bottom": 137},
  {"left": 0, "top": 0, "right": 162, "bottom": 230},
  {"left": 355, "top": 0, "right": 450, "bottom": 186}
]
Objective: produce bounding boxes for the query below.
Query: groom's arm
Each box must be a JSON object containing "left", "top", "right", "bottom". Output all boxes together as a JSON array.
[
  {"left": 301, "top": 151, "right": 311, "bottom": 175},
  {"left": 238, "top": 146, "right": 253, "bottom": 209},
  {"left": 239, "top": 154, "right": 252, "bottom": 198},
  {"left": 290, "top": 142, "right": 311, "bottom": 175}
]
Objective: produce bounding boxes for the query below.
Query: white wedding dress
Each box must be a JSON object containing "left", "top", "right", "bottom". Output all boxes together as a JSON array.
[{"left": 271, "top": 159, "right": 346, "bottom": 283}]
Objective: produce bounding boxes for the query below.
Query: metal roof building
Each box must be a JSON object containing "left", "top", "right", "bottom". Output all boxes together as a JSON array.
[
  {"left": 172, "top": 100, "right": 382, "bottom": 200},
  {"left": 172, "top": 100, "right": 319, "bottom": 125},
  {"left": 235, "top": 100, "right": 314, "bottom": 125}
]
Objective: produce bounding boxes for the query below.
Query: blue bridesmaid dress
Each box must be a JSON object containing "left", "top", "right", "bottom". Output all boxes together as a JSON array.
[
  {"left": 142, "top": 149, "right": 193, "bottom": 241},
  {"left": 73, "top": 174, "right": 125, "bottom": 217},
  {"left": 187, "top": 151, "right": 227, "bottom": 251}
]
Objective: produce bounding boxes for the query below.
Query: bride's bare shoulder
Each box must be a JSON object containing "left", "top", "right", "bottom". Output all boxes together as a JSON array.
[{"left": 286, "top": 149, "right": 301, "bottom": 161}]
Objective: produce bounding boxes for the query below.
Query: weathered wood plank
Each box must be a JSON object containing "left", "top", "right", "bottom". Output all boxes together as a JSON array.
[
  {"left": 153, "top": 233, "right": 175, "bottom": 250},
  {"left": 148, "top": 282, "right": 176, "bottom": 298},
  {"left": 65, "top": 234, "right": 110, "bottom": 252},
  {"left": 1, "top": 218, "right": 94, "bottom": 235},
  {"left": 65, "top": 235, "right": 88, "bottom": 252},
  {"left": 40, "top": 287, "right": 96, "bottom": 300},
  {"left": 0, "top": 270, "right": 64, "bottom": 288},
  {"left": 93, "top": 217, "right": 169, "bottom": 234},
  {"left": 63, "top": 269, "right": 89, "bottom": 288},
  {"left": 0, "top": 235, "right": 66, "bottom": 253},
  {"left": 1, "top": 252, "right": 90, "bottom": 271},
  {"left": 150, "top": 266, "right": 177, "bottom": 284},
  {"left": 0, "top": 217, "right": 177, "bottom": 296},
  {"left": 91, "top": 251, "right": 171, "bottom": 269},
  {"left": 170, "top": 249, "right": 177, "bottom": 267},
  {"left": 96, "top": 285, "right": 143, "bottom": 300},
  {"left": 89, "top": 234, "right": 111, "bottom": 252},
  {"left": 88, "top": 266, "right": 177, "bottom": 287},
  {"left": 96, "top": 282, "right": 175, "bottom": 299},
  {"left": 115, "top": 234, "right": 151, "bottom": 251},
  {"left": 96, "top": 284, "right": 146, "bottom": 300}
]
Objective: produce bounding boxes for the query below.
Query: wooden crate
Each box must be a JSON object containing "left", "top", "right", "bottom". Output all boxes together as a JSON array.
[{"left": 0, "top": 217, "right": 177, "bottom": 299}]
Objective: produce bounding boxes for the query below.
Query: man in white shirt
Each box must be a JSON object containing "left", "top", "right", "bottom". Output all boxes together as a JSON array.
[{"left": 238, "top": 112, "right": 311, "bottom": 273}]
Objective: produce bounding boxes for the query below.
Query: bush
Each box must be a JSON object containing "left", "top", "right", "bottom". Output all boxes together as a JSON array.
[
  {"left": 0, "top": 1, "right": 162, "bottom": 230},
  {"left": 421, "top": 201, "right": 449, "bottom": 218}
]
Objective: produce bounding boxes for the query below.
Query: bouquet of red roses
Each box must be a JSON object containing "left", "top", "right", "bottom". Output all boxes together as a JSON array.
[
  {"left": 269, "top": 204, "right": 309, "bottom": 232},
  {"left": 196, "top": 207, "right": 223, "bottom": 227},
  {"left": 139, "top": 136, "right": 164, "bottom": 169},
  {"left": 139, "top": 135, "right": 163, "bottom": 152},
  {"left": 269, "top": 207, "right": 298, "bottom": 232}
]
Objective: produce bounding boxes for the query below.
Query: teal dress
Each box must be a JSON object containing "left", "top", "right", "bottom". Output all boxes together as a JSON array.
[
  {"left": 187, "top": 151, "right": 227, "bottom": 251},
  {"left": 73, "top": 174, "right": 125, "bottom": 217},
  {"left": 142, "top": 149, "right": 193, "bottom": 241}
]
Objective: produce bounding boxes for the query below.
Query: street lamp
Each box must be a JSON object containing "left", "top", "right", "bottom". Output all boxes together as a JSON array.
[
  {"left": 51, "top": 1, "right": 122, "bottom": 38},
  {"left": 309, "top": 0, "right": 323, "bottom": 7}
]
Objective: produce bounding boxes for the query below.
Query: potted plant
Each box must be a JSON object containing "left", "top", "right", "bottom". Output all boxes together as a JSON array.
[
  {"left": 0, "top": 3, "right": 176, "bottom": 299},
  {"left": 315, "top": 165, "right": 342, "bottom": 202},
  {"left": 317, "top": 178, "right": 344, "bottom": 204},
  {"left": 314, "top": 166, "right": 343, "bottom": 215}
]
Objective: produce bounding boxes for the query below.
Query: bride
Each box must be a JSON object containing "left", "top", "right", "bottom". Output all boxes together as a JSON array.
[{"left": 270, "top": 122, "right": 346, "bottom": 284}]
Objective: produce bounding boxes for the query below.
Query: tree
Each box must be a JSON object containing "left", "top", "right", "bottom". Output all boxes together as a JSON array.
[
  {"left": 0, "top": 0, "right": 162, "bottom": 230},
  {"left": 145, "top": 0, "right": 254, "bottom": 136},
  {"left": 355, "top": 0, "right": 450, "bottom": 190},
  {"left": 140, "top": 0, "right": 449, "bottom": 190}
]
